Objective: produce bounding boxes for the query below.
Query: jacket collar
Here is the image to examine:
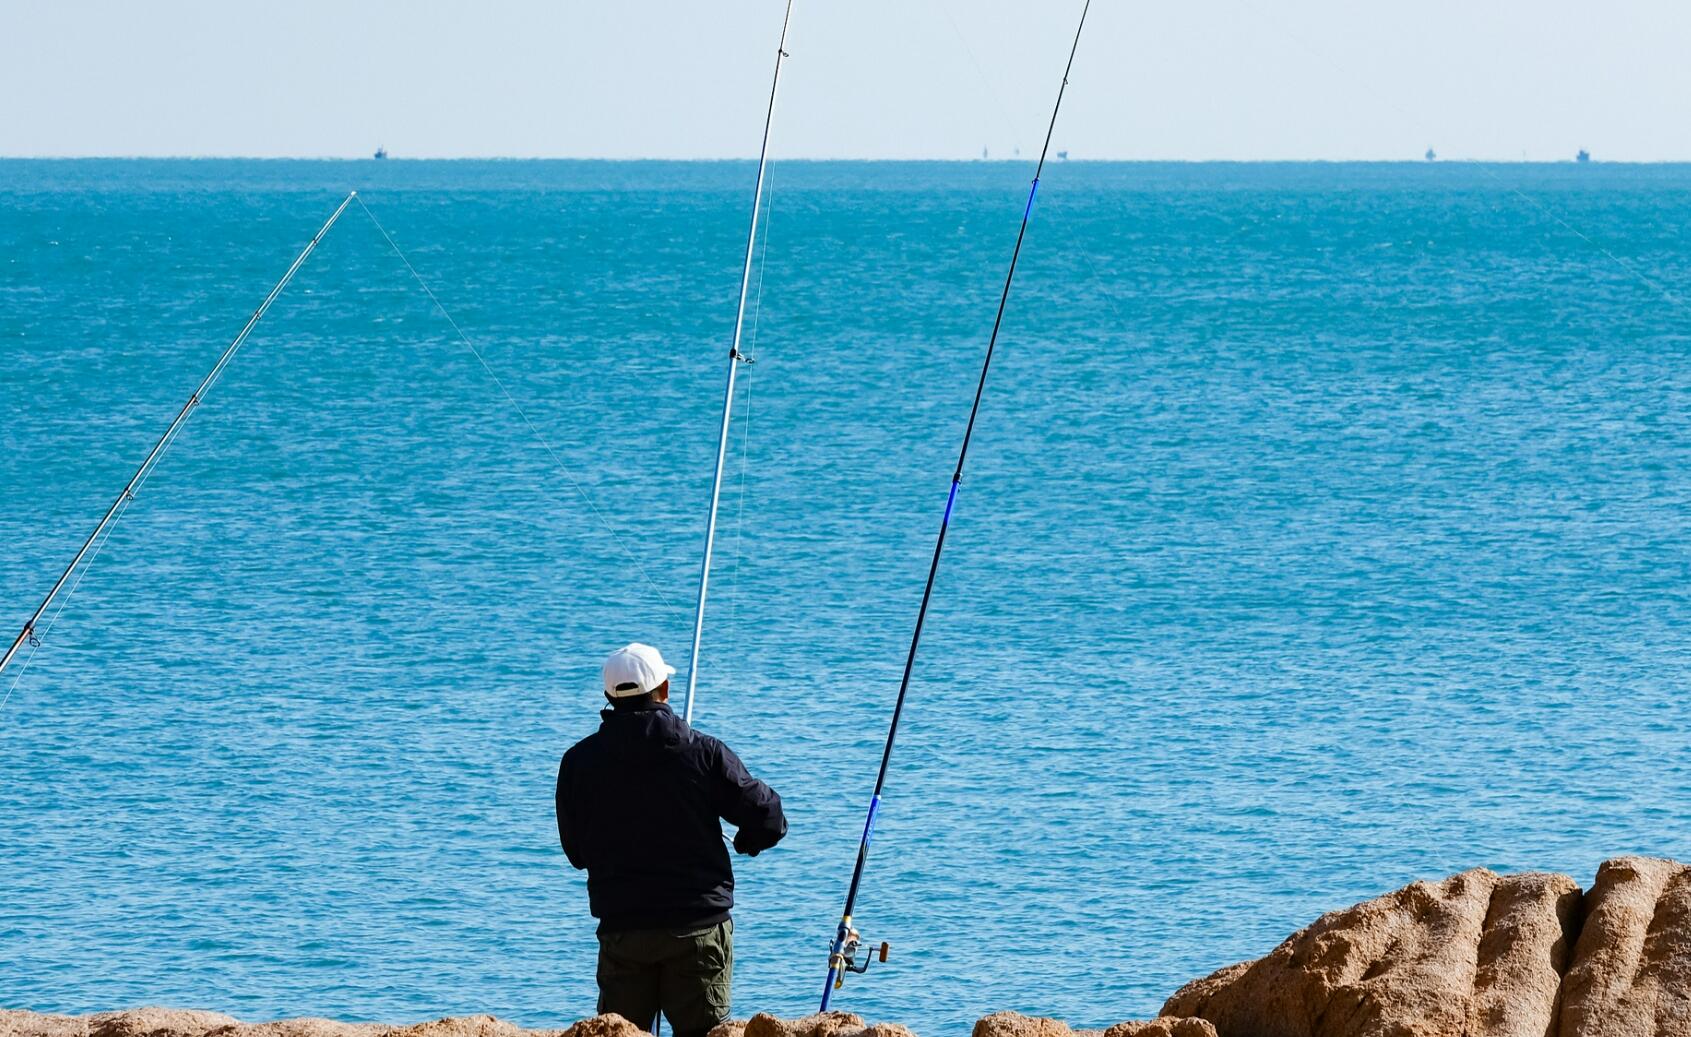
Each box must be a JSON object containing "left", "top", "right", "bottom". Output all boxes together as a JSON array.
[{"left": 602, "top": 698, "right": 673, "bottom": 719}]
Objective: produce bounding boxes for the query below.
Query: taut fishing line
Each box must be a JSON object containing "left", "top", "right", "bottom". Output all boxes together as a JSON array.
[
  {"left": 0, "top": 493, "right": 130, "bottom": 714},
  {"left": 721, "top": 149, "right": 781, "bottom": 697},
  {"left": 935, "top": 0, "right": 1025, "bottom": 156},
  {"left": 354, "top": 196, "right": 679, "bottom": 614}
]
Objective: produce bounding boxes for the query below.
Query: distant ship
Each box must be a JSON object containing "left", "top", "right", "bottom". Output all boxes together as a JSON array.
[
  {"left": 1057, "top": 150, "right": 1069, "bottom": 160},
  {"left": 1576, "top": 149, "right": 1591, "bottom": 163},
  {"left": 1425, "top": 147, "right": 1436, "bottom": 162},
  {"left": 373, "top": 146, "right": 389, "bottom": 160}
]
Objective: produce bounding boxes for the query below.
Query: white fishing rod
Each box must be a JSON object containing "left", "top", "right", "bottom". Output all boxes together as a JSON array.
[
  {"left": 681, "top": 0, "right": 795, "bottom": 724},
  {"left": 0, "top": 192, "right": 357, "bottom": 685}
]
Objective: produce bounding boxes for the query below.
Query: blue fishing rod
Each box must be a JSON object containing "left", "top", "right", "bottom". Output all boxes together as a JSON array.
[{"left": 818, "top": 0, "right": 1093, "bottom": 1010}]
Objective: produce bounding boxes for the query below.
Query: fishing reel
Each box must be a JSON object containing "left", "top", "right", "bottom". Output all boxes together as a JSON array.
[{"left": 829, "top": 925, "right": 890, "bottom": 991}]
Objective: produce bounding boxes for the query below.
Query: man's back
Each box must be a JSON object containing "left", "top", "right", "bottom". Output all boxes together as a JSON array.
[
  {"left": 560, "top": 644, "right": 786, "bottom": 1037},
  {"left": 556, "top": 697, "right": 786, "bottom": 933}
]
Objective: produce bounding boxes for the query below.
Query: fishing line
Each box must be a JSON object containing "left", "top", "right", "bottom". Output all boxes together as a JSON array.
[
  {"left": 354, "top": 196, "right": 678, "bottom": 614},
  {"left": 723, "top": 358, "right": 757, "bottom": 692},
  {"left": 935, "top": 0, "right": 1025, "bottom": 155},
  {"left": 747, "top": 160, "right": 778, "bottom": 358},
  {"left": 721, "top": 167, "right": 775, "bottom": 695},
  {"left": 0, "top": 494, "right": 131, "bottom": 715},
  {"left": 817, "top": 0, "right": 1093, "bottom": 1010}
]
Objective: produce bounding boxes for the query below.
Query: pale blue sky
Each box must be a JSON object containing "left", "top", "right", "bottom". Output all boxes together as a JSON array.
[{"left": 4, "top": 0, "right": 1686, "bottom": 161}]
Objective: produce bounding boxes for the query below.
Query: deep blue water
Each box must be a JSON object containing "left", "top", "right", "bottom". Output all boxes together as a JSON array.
[{"left": 2, "top": 159, "right": 1690, "bottom": 1034}]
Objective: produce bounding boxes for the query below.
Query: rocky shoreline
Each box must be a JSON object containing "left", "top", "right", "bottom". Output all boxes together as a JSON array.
[{"left": 7, "top": 857, "right": 1687, "bottom": 1037}]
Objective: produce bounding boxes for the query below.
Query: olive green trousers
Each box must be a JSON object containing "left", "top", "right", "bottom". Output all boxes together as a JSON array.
[{"left": 596, "top": 919, "right": 733, "bottom": 1037}]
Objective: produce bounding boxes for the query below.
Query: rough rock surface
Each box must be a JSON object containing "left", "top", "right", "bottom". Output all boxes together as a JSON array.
[
  {"left": 1559, "top": 858, "right": 1691, "bottom": 1037},
  {"left": 1164, "top": 856, "right": 1691, "bottom": 1037},
  {"left": 218, "top": 1022, "right": 379, "bottom": 1037},
  {"left": 971, "top": 1011, "right": 1216, "bottom": 1037},
  {"left": 557, "top": 1018, "right": 647, "bottom": 1037},
  {"left": 96, "top": 1008, "right": 248, "bottom": 1037},
  {"left": 0, "top": 1011, "right": 569, "bottom": 1037},
  {"left": 1, "top": 1010, "right": 85, "bottom": 1037},
  {"left": 1100, "top": 1020, "right": 1219, "bottom": 1037},
  {"left": 707, "top": 1012, "right": 915, "bottom": 1037},
  {"left": 972, "top": 1013, "right": 1075, "bottom": 1037}
]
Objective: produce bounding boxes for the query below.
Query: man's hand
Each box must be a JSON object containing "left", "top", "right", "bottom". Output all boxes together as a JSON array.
[{"left": 733, "top": 827, "right": 766, "bottom": 857}]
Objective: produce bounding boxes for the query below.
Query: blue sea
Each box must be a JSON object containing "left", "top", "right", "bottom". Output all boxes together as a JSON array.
[{"left": 2, "top": 159, "right": 1689, "bottom": 1035}]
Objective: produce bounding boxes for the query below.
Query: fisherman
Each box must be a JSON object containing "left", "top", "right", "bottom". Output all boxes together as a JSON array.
[{"left": 556, "top": 643, "right": 787, "bottom": 1037}]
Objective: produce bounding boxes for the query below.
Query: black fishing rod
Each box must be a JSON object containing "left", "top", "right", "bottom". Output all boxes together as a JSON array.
[
  {"left": 0, "top": 192, "right": 357, "bottom": 688},
  {"left": 817, "top": 0, "right": 1092, "bottom": 1010}
]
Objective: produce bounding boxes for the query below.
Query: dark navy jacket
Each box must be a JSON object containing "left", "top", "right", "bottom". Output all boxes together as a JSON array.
[{"left": 555, "top": 698, "right": 787, "bottom": 932}]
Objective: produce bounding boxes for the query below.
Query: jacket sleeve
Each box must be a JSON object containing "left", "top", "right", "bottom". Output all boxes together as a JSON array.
[
  {"left": 555, "top": 754, "right": 587, "bottom": 870},
  {"left": 710, "top": 739, "right": 787, "bottom": 856}
]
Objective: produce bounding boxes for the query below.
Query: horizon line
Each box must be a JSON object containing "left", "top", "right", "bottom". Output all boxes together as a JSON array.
[{"left": 0, "top": 154, "right": 1675, "bottom": 165}]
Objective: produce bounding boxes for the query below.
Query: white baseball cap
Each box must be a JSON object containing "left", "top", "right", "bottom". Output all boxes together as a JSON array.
[{"left": 602, "top": 643, "right": 677, "bottom": 698}]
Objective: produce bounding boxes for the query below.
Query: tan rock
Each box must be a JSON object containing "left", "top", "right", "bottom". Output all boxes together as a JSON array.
[
  {"left": 557, "top": 1017, "right": 647, "bottom": 1037},
  {"left": 1559, "top": 856, "right": 1691, "bottom": 1037},
  {"left": 970, "top": 1011, "right": 1211, "bottom": 1037},
  {"left": 0, "top": 1011, "right": 577, "bottom": 1037},
  {"left": 1, "top": 1008, "right": 88, "bottom": 1037},
  {"left": 1165, "top": 868, "right": 1491, "bottom": 1037},
  {"left": 1471, "top": 871, "right": 1581, "bottom": 1037},
  {"left": 1159, "top": 963, "right": 1250, "bottom": 1022},
  {"left": 740, "top": 1014, "right": 902, "bottom": 1037},
  {"left": 705, "top": 1014, "right": 903, "bottom": 1037},
  {"left": 745, "top": 1015, "right": 806, "bottom": 1037},
  {"left": 88, "top": 1008, "right": 244, "bottom": 1037},
  {"left": 972, "top": 1014, "right": 1072, "bottom": 1037},
  {"left": 1164, "top": 867, "right": 1583, "bottom": 1037},
  {"left": 1101, "top": 1019, "right": 1217, "bottom": 1037},
  {"left": 0, "top": 1013, "right": 908, "bottom": 1037},
  {"left": 385, "top": 1017, "right": 543, "bottom": 1037},
  {"left": 223, "top": 1019, "right": 382, "bottom": 1037}
]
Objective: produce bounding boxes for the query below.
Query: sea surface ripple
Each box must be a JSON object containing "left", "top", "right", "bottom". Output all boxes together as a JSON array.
[{"left": 2, "top": 159, "right": 1689, "bottom": 1034}]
